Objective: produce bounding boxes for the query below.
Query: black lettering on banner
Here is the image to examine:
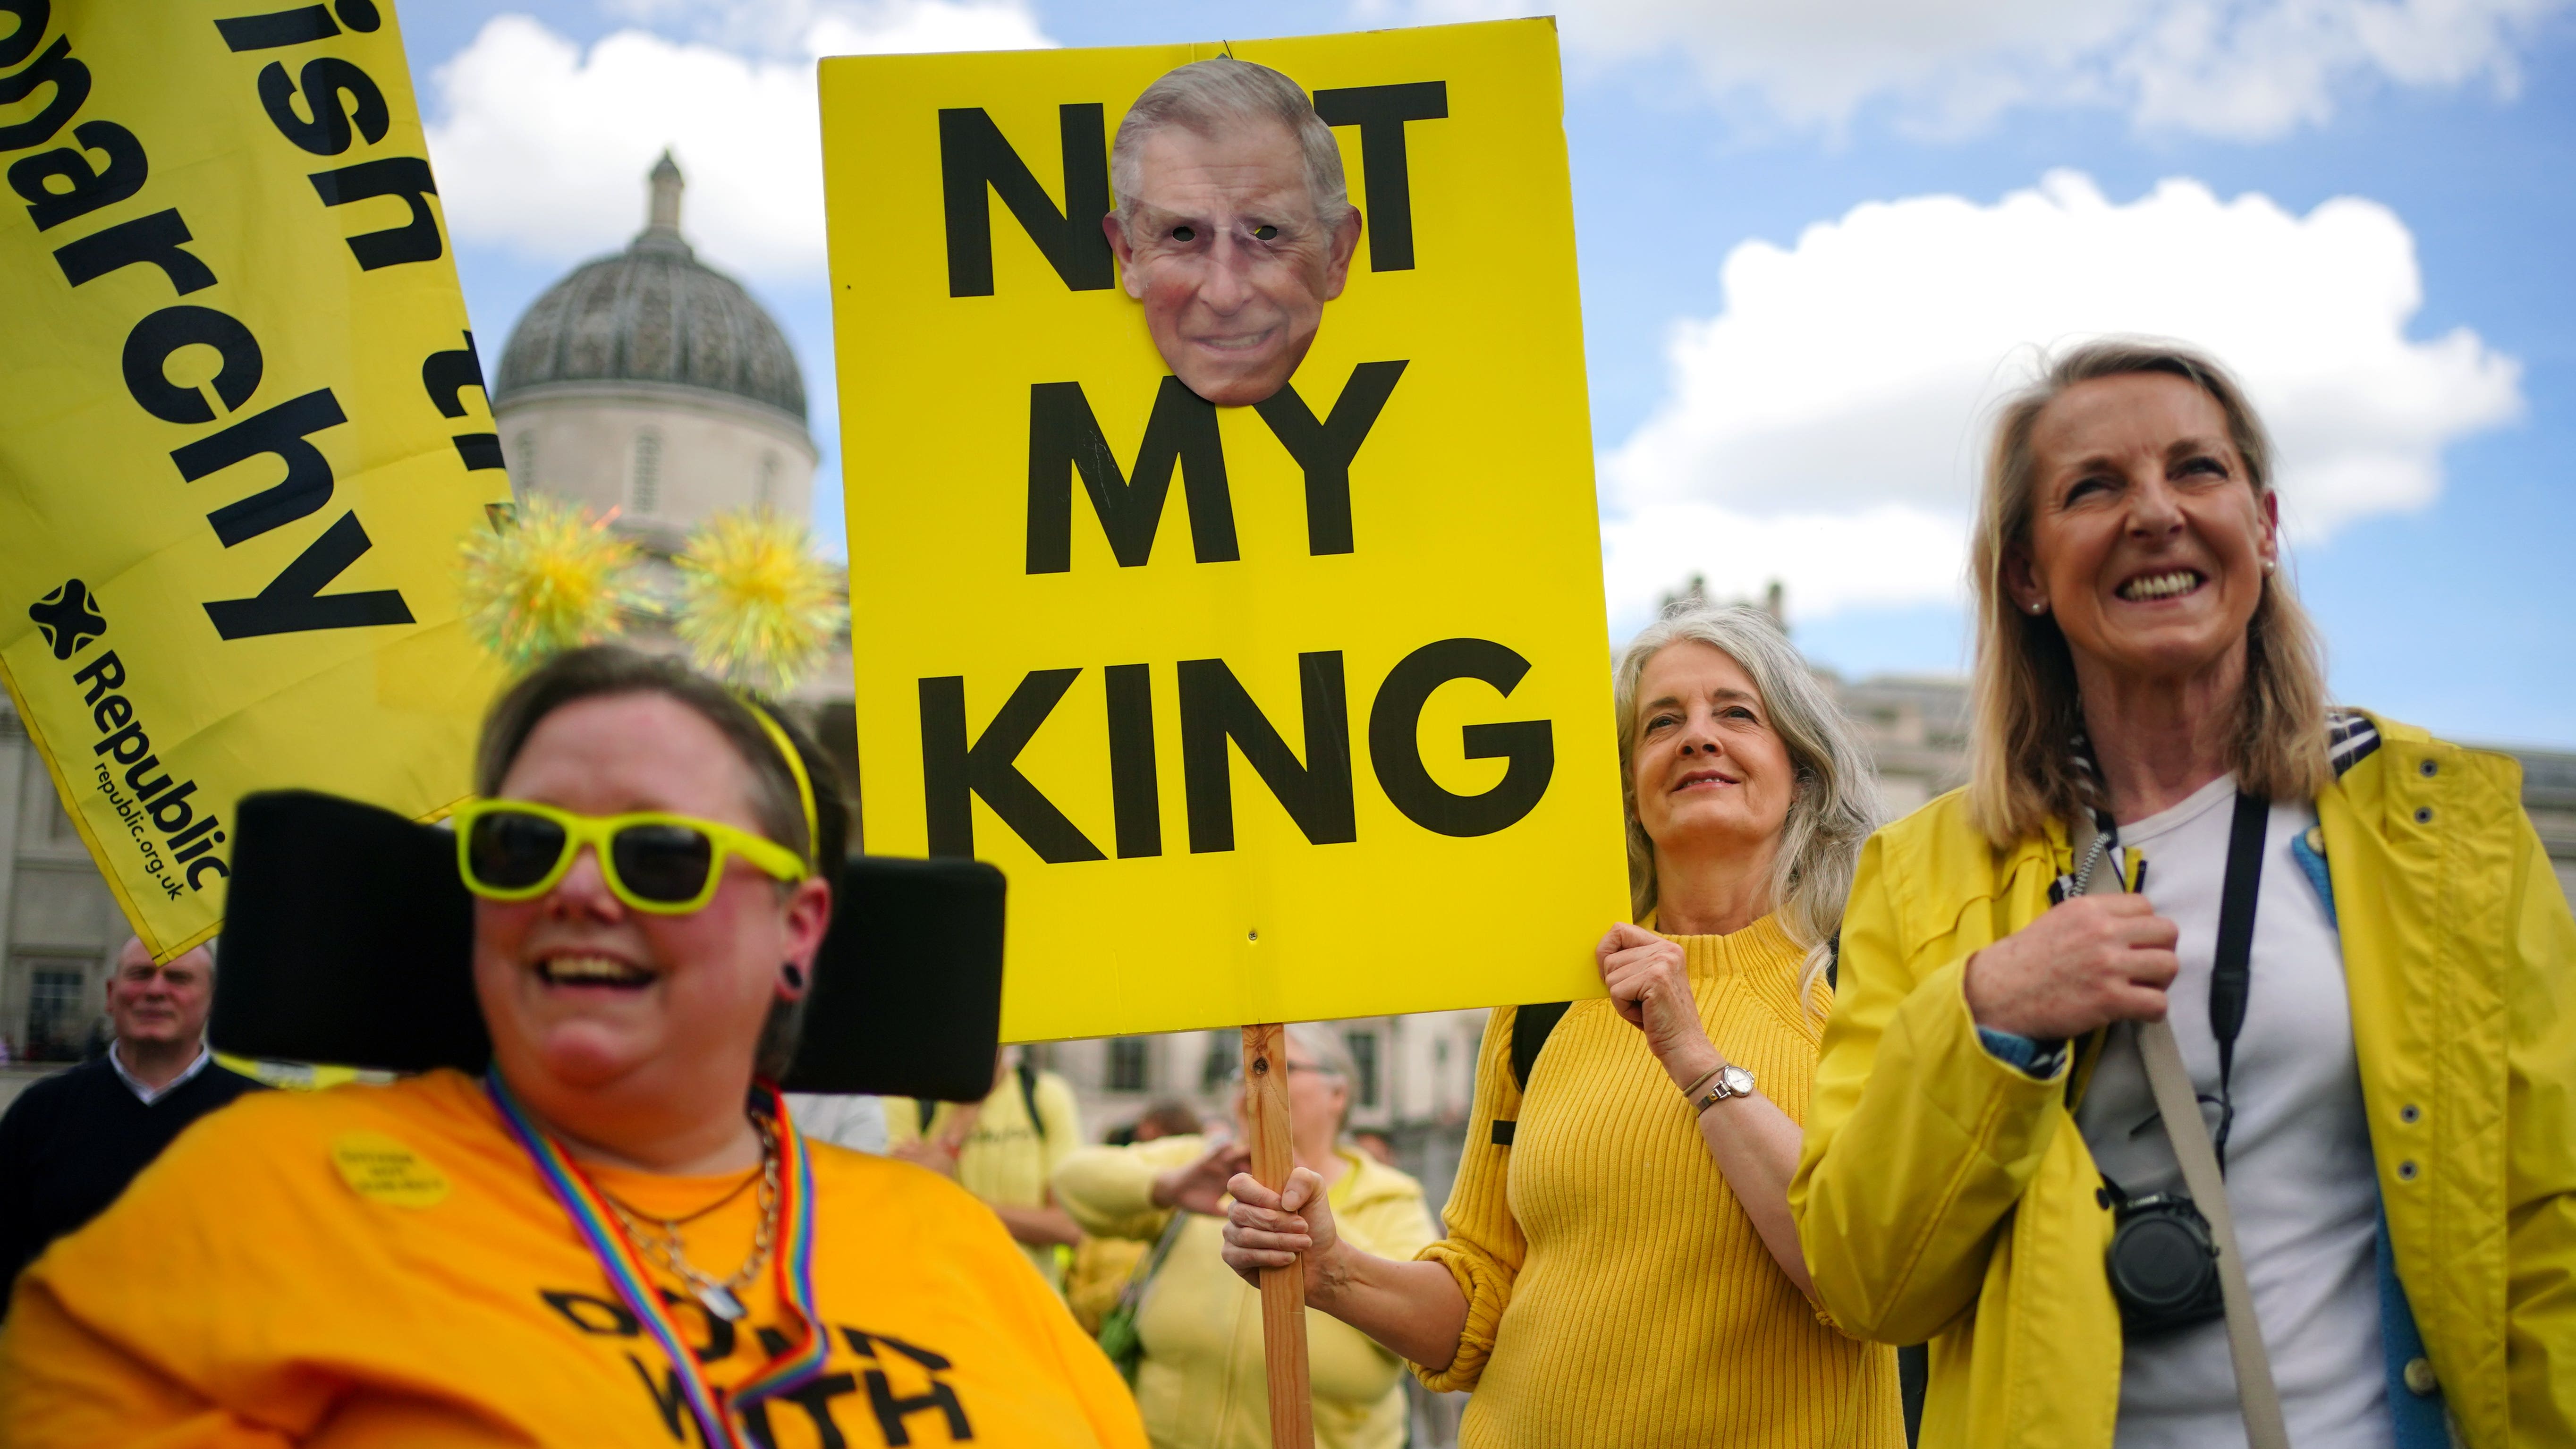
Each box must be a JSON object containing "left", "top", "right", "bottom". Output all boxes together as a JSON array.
[
  {"left": 123, "top": 305, "right": 263, "bottom": 424},
  {"left": 0, "top": 0, "right": 47, "bottom": 70},
  {"left": 214, "top": 1, "right": 380, "bottom": 53},
  {"left": 1312, "top": 82, "right": 1447, "bottom": 272},
  {"left": 1103, "top": 662, "right": 1160, "bottom": 858},
  {"left": 420, "top": 330, "right": 485, "bottom": 417},
  {"left": 938, "top": 104, "right": 1112, "bottom": 297},
  {"left": 174, "top": 388, "right": 345, "bottom": 545},
  {"left": 187, "top": 854, "right": 228, "bottom": 889},
  {"left": 919, "top": 670, "right": 1104, "bottom": 863},
  {"left": 1252, "top": 360, "right": 1406, "bottom": 557},
  {"left": 539, "top": 1288, "right": 641, "bottom": 1337},
  {"left": 1368, "top": 637, "right": 1553, "bottom": 837},
  {"left": 72, "top": 648, "right": 122, "bottom": 701},
  {"left": 1026, "top": 378, "right": 1234, "bottom": 573},
  {"left": 1178, "top": 653, "right": 1356, "bottom": 853},
  {"left": 0, "top": 33, "right": 87, "bottom": 153},
  {"left": 53, "top": 208, "right": 216, "bottom": 294},
  {"left": 258, "top": 57, "right": 387, "bottom": 155},
  {"left": 307, "top": 155, "right": 441, "bottom": 269},
  {"left": 422, "top": 332, "right": 506, "bottom": 470},
  {"left": 9, "top": 118, "right": 145, "bottom": 229},
  {"left": 201, "top": 509, "right": 414, "bottom": 638}
]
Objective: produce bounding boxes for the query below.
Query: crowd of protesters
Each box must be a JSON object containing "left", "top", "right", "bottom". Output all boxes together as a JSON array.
[{"left": 0, "top": 337, "right": 2566, "bottom": 1449}]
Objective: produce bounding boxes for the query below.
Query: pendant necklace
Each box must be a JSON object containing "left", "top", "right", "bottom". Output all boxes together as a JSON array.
[{"left": 600, "top": 1114, "right": 780, "bottom": 1321}]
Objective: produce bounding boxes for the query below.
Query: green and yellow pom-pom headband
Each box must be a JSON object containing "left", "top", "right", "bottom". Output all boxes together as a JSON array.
[{"left": 461, "top": 501, "right": 835, "bottom": 864}]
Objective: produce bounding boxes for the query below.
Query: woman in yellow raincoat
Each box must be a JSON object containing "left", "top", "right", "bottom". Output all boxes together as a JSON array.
[{"left": 1791, "top": 339, "right": 2575, "bottom": 1449}]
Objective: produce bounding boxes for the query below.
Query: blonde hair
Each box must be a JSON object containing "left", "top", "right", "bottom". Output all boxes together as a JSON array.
[
  {"left": 1612, "top": 604, "right": 1879, "bottom": 1003},
  {"left": 1967, "top": 338, "right": 2330, "bottom": 847}
]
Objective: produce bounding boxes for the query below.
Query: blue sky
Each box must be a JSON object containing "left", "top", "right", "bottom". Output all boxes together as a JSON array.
[{"left": 401, "top": 0, "right": 2576, "bottom": 748}]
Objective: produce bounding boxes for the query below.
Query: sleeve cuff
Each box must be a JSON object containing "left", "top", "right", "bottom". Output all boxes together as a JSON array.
[{"left": 1975, "top": 1026, "right": 2068, "bottom": 1078}]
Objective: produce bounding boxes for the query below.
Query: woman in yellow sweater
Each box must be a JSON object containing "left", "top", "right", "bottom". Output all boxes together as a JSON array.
[
  {"left": 1053, "top": 1025, "right": 1435, "bottom": 1449},
  {"left": 0, "top": 647, "right": 1144, "bottom": 1448},
  {"left": 1223, "top": 603, "right": 1904, "bottom": 1449}
]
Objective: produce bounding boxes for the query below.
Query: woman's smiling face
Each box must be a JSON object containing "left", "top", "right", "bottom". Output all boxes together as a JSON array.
[
  {"left": 2009, "top": 371, "right": 2278, "bottom": 687},
  {"left": 471, "top": 692, "right": 826, "bottom": 1103},
  {"left": 1628, "top": 640, "right": 1796, "bottom": 863}
]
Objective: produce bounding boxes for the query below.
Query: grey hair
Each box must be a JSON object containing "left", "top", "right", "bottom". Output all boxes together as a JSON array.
[
  {"left": 1111, "top": 58, "right": 1351, "bottom": 234},
  {"left": 1612, "top": 604, "right": 1881, "bottom": 1008},
  {"left": 1283, "top": 1022, "right": 1358, "bottom": 1134}
]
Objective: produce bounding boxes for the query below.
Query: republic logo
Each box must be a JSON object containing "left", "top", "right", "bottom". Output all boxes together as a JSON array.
[{"left": 28, "top": 579, "right": 106, "bottom": 660}]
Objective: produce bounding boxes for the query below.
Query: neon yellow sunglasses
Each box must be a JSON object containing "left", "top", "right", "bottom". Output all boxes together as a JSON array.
[{"left": 452, "top": 798, "right": 810, "bottom": 915}]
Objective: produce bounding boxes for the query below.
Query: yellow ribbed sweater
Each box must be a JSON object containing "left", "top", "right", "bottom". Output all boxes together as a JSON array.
[{"left": 1418, "top": 914, "right": 1902, "bottom": 1449}]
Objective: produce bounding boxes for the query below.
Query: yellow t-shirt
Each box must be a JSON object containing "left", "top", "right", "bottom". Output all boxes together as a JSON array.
[
  {"left": 885, "top": 1067, "right": 1082, "bottom": 1289},
  {"left": 0, "top": 1068, "right": 1145, "bottom": 1449}
]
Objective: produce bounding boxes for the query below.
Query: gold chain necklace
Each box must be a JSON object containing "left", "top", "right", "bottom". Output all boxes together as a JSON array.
[{"left": 600, "top": 1114, "right": 780, "bottom": 1322}]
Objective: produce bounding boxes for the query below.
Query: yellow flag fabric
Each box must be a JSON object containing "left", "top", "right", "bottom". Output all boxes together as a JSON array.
[
  {"left": 821, "top": 20, "right": 1629, "bottom": 1041},
  {"left": 0, "top": 1, "right": 506, "bottom": 960}
]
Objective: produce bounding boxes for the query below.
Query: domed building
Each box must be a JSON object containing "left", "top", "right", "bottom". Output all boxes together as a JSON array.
[
  {"left": 494, "top": 153, "right": 819, "bottom": 549},
  {"left": 489, "top": 153, "right": 855, "bottom": 776}
]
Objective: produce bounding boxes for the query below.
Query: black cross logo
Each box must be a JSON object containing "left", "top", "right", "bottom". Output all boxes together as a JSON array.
[{"left": 28, "top": 579, "right": 106, "bottom": 660}]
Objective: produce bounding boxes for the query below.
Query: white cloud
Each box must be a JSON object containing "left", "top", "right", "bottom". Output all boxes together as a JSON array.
[
  {"left": 423, "top": 5, "right": 1051, "bottom": 279},
  {"left": 1376, "top": 0, "right": 2567, "bottom": 138},
  {"left": 1600, "top": 170, "right": 2521, "bottom": 623}
]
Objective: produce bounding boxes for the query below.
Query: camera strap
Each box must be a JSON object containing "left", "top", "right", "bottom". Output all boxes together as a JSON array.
[{"left": 2073, "top": 802, "right": 2288, "bottom": 1449}]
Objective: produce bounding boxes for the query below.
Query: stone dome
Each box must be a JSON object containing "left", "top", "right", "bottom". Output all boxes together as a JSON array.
[{"left": 494, "top": 153, "right": 806, "bottom": 422}]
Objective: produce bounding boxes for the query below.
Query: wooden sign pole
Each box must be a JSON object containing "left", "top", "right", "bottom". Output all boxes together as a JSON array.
[{"left": 1241, "top": 1022, "right": 1316, "bottom": 1449}]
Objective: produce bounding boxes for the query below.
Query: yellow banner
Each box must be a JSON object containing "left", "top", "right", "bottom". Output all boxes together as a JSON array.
[
  {"left": 822, "top": 19, "right": 1628, "bottom": 1040},
  {"left": 0, "top": 1, "right": 505, "bottom": 960}
]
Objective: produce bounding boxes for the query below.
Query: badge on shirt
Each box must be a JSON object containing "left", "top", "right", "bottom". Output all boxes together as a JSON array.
[{"left": 331, "top": 1131, "right": 451, "bottom": 1208}]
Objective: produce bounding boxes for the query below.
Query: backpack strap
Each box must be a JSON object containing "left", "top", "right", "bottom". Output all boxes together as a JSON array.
[
  {"left": 1490, "top": 1001, "right": 1571, "bottom": 1146},
  {"left": 1017, "top": 1059, "right": 1045, "bottom": 1143}
]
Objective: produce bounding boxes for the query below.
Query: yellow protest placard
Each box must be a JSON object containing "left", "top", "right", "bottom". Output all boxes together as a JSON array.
[
  {"left": 822, "top": 19, "right": 1627, "bottom": 1041},
  {"left": 0, "top": 1, "right": 506, "bottom": 959}
]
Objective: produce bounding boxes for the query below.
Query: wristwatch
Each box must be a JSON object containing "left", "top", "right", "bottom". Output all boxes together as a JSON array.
[{"left": 1694, "top": 1064, "right": 1754, "bottom": 1112}]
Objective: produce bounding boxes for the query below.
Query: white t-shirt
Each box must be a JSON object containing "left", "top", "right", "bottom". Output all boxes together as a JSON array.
[
  {"left": 785, "top": 1092, "right": 889, "bottom": 1154},
  {"left": 2076, "top": 774, "right": 2390, "bottom": 1449}
]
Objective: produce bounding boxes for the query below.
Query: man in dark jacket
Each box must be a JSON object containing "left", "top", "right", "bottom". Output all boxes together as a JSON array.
[{"left": 0, "top": 937, "right": 263, "bottom": 1312}]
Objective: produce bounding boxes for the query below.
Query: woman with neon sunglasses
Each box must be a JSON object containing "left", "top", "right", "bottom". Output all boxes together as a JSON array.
[{"left": 0, "top": 646, "right": 1148, "bottom": 1449}]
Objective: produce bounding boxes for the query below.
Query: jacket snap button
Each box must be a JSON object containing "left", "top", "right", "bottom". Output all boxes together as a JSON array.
[
  {"left": 2398, "top": 1159, "right": 2419, "bottom": 1180},
  {"left": 2414, "top": 806, "right": 2433, "bottom": 824},
  {"left": 2404, "top": 1356, "right": 2438, "bottom": 1396},
  {"left": 2303, "top": 825, "right": 2325, "bottom": 855},
  {"left": 2418, "top": 759, "right": 2437, "bottom": 777},
  {"left": 2400, "top": 1103, "right": 2420, "bottom": 1124}
]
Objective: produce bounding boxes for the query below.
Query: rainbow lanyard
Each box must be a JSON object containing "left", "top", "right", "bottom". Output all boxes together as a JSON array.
[{"left": 486, "top": 1073, "right": 829, "bottom": 1449}]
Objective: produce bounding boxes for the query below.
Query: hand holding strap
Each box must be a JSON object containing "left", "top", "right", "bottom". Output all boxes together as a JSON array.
[{"left": 2072, "top": 810, "right": 2290, "bottom": 1449}]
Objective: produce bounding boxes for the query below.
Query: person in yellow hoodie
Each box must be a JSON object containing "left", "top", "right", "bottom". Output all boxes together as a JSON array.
[
  {"left": 0, "top": 646, "right": 1146, "bottom": 1449},
  {"left": 1792, "top": 340, "right": 2576, "bottom": 1449},
  {"left": 1054, "top": 1024, "right": 1435, "bottom": 1449}
]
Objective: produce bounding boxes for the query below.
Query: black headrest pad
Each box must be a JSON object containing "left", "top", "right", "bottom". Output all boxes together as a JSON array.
[{"left": 211, "top": 791, "right": 1005, "bottom": 1100}]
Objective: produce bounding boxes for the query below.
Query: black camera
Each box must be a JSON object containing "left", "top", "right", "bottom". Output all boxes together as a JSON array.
[{"left": 2105, "top": 1191, "right": 2226, "bottom": 1336}]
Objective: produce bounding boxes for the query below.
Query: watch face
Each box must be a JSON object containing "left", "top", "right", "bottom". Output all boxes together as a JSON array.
[{"left": 1720, "top": 1065, "right": 1755, "bottom": 1097}]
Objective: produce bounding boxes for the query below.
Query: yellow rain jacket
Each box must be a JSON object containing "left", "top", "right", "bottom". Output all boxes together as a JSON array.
[{"left": 1792, "top": 713, "right": 2576, "bottom": 1449}]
